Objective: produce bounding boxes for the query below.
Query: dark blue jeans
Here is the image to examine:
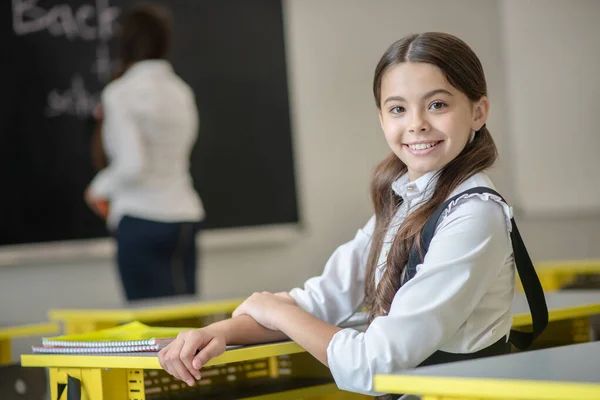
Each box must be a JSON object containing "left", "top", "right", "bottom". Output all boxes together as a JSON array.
[{"left": 116, "top": 215, "right": 200, "bottom": 301}]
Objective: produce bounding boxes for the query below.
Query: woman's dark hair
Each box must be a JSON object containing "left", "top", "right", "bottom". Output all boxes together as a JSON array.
[
  {"left": 91, "top": 4, "right": 172, "bottom": 171},
  {"left": 118, "top": 3, "right": 173, "bottom": 69},
  {"left": 365, "top": 32, "right": 498, "bottom": 321}
]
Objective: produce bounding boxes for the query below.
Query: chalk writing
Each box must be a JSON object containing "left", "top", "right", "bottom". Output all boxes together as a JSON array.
[
  {"left": 12, "top": 0, "right": 119, "bottom": 41},
  {"left": 12, "top": 0, "right": 120, "bottom": 118}
]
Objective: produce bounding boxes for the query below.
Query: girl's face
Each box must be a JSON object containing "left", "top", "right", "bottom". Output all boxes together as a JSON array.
[{"left": 378, "top": 62, "right": 489, "bottom": 181}]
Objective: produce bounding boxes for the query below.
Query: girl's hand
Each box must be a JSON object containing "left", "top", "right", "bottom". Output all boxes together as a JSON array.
[
  {"left": 232, "top": 291, "right": 296, "bottom": 330},
  {"left": 274, "top": 291, "right": 296, "bottom": 305},
  {"left": 158, "top": 328, "right": 226, "bottom": 387}
]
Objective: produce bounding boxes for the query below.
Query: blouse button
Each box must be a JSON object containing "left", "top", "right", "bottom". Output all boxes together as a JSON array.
[{"left": 407, "top": 185, "right": 414, "bottom": 192}]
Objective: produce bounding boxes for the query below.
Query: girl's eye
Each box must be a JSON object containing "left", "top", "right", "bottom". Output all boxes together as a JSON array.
[
  {"left": 390, "top": 106, "right": 405, "bottom": 114},
  {"left": 429, "top": 101, "right": 447, "bottom": 110}
]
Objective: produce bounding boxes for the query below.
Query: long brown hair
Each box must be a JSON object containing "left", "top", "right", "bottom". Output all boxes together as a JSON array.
[{"left": 364, "top": 33, "right": 498, "bottom": 321}]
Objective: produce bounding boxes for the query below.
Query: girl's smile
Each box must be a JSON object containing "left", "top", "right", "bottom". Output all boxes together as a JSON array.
[{"left": 403, "top": 140, "right": 444, "bottom": 156}]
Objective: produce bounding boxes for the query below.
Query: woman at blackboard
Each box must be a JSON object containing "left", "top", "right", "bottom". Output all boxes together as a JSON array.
[{"left": 85, "top": 3, "right": 204, "bottom": 301}]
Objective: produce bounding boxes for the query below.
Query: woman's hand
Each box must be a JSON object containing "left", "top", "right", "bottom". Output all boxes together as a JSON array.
[
  {"left": 84, "top": 187, "right": 109, "bottom": 219},
  {"left": 158, "top": 328, "right": 226, "bottom": 387},
  {"left": 232, "top": 291, "right": 297, "bottom": 331}
]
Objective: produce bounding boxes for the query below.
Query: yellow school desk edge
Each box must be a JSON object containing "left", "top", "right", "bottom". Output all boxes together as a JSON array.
[
  {"left": 374, "top": 375, "right": 600, "bottom": 400},
  {"left": 512, "top": 303, "right": 600, "bottom": 327},
  {"left": 47, "top": 298, "right": 245, "bottom": 323},
  {"left": 0, "top": 322, "right": 60, "bottom": 340},
  {"left": 536, "top": 259, "right": 600, "bottom": 272},
  {"left": 21, "top": 340, "right": 305, "bottom": 369}
]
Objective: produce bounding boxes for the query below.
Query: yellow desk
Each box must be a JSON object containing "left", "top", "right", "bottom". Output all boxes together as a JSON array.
[
  {"left": 0, "top": 322, "right": 59, "bottom": 364},
  {"left": 22, "top": 291, "right": 600, "bottom": 399},
  {"left": 374, "top": 341, "right": 600, "bottom": 400},
  {"left": 49, "top": 296, "right": 244, "bottom": 334},
  {"left": 21, "top": 341, "right": 367, "bottom": 400},
  {"left": 512, "top": 290, "right": 600, "bottom": 345},
  {"left": 517, "top": 259, "right": 600, "bottom": 292}
]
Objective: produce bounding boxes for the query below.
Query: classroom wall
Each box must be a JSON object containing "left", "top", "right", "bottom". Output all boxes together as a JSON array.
[
  {"left": 500, "top": 0, "right": 600, "bottom": 258},
  {"left": 2, "top": 0, "right": 600, "bottom": 360},
  {"left": 501, "top": 0, "right": 600, "bottom": 216}
]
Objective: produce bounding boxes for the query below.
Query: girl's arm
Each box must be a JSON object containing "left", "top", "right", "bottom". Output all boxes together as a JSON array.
[
  {"left": 243, "top": 299, "right": 342, "bottom": 365},
  {"left": 211, "top": 292, "right": 295, "bottom": 345},
  {"left": 206, "top": 313, "right": 289, "bottom": 345}
]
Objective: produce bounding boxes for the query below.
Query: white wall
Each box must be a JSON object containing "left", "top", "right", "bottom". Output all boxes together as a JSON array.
[
  {"left": 499, "top": 0, "right": 600, "bottom": 259},
  {"left": 501, "top": 0, "right": 600, "bottom": 215},
  {"left": 2, "top": 0, "right": 600, "bottom": 361}
]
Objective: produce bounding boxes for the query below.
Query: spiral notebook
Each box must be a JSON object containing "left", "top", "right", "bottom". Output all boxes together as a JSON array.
[{"left": 32, "top": 321, "right": 186, "bottom": 354}]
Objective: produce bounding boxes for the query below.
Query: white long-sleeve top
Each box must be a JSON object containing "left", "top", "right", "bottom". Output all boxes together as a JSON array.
[
  {"left": 89, "top": 60, "right": 204, "bottom": 229},
  {"left": 289, "top": 170, "right": 515, "bottom": 395}
]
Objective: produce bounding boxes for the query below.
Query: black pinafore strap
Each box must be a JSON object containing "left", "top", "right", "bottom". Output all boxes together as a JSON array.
[
  {"left": 404, "top": 187, "right": 548, "bottom": 353},
  {"left": 405, "top": 187, "right": 547, "bottom": 352}
]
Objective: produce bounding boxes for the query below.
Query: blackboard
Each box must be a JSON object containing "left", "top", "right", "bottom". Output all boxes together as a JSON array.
[{"left": 1, "top": 0, "right": 298, "bottom": 246}]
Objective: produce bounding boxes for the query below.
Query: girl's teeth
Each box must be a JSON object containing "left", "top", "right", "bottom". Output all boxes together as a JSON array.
[{"left": 409, "top": 142, "right": 438, "bottom": 150}]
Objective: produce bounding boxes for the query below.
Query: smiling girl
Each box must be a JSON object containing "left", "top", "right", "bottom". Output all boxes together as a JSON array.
[{"left": 158, "top": 32, "right": 546, "bottom": 397}]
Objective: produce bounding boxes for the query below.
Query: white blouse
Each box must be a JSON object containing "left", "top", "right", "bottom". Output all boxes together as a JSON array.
[
  {"left": 289, "top": 170, "right": 515, "bottom": 395},
  {"left": 89, "top": 60, "right": 204, "bottom": 229}
]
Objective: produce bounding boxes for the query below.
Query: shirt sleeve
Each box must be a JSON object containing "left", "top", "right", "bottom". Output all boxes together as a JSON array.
[
  {"left": 88, "top": 88, "right": 145, "bottom": 198},
  {"left": 289, "top": 215, "right": 375, "bottom": 326},
  {"left": 326, "top": 197, "right": 512, "bottom": 395}
]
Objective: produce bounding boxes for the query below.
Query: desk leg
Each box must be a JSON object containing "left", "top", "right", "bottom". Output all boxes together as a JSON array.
[
  {"left": 524, "top": 317, "right": 591, "bottom": 349},
  {"left": 571, "top": 317, "right": 591, "bottom": 343},
  {"left": 64, "top": 321, "right": 119, "bottom": 335},
  {"left": 268, "top": 356, "right": 279, "bottom": 378},
  {"left": 49, "top": 367, "right": 131, "bottom": 400},
  {"left": 127, "top": 369, "right": 145, "bottom": 400},
  {"left": 0, "top": 339, "right": 11, "bottom": 364}
]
